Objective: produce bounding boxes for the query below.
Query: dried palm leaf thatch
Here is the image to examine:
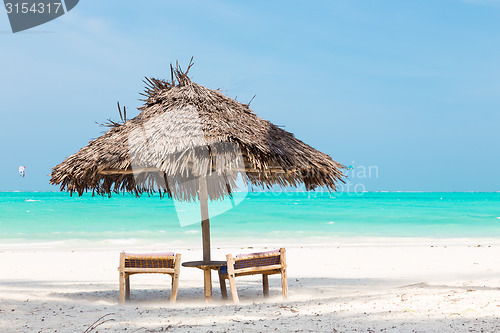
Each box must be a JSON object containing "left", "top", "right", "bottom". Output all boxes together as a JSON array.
[{"left": 50, "top": 63, "right": 345, "bottom": 201}]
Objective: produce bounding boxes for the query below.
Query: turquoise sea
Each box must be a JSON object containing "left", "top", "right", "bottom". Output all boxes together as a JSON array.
[{"left": 0, "top": 192, "right": 499, "bottom": 245}]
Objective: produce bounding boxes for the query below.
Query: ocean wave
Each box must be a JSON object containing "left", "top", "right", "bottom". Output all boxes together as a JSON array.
[
  {"left": 106, "top": 238, "right": 138, "bottom": 245},
  {"left": 0, "top": 240, "right": 66, "bottom": 249}
]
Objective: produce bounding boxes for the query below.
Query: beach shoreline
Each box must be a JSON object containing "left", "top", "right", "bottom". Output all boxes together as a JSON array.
[{"left": 1, "top": 238, "right": 500, "bottom": 332}]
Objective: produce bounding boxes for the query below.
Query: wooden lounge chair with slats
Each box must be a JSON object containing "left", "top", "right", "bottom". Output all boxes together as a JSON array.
[
  {"left": 118, "top": 252, "right": 181, "bottom": 303},
  {"left": 218, "top": 248, "right": 287, "bottom": 304}
]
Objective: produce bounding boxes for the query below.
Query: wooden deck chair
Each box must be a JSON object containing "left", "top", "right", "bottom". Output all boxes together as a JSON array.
[
  {"left": 118, "top": 252, "right": 181, "bottom": 304},
  {"left": 218, "top": 248, "right": 287, "bottom": 304}
]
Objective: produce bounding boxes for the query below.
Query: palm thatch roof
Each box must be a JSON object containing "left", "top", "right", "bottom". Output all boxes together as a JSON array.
[{"left": 50, "top": 63, "right": 345, "bottom": 200}]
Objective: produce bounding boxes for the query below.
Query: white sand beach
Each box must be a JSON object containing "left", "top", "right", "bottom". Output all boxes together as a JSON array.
[{"left": 1, "top": 238, "right": 500, "bottom": 332}]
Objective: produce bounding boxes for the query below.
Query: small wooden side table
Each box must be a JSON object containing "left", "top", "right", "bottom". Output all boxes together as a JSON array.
[{"left": 182, "top": 260, "right": 227, "bottom": 301}]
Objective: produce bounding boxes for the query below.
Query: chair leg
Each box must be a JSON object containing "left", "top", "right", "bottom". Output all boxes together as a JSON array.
[
  {"left": 119, "top": 252, "right": 126, "bottom": 303},
  {"left": 281, "top": 268, "right": 288, "bottom": 299},
  {"left": 170, "top": 253, "right": 181, "bottom": 304},
  {"left": 262, "top": 274, "right": 269, "bottom": 298},
  {"left": 119, "top": 271, "right": 126, "bottom": 303},
  {"left": 218, "top": 270, "right": 228, "bottom": 300},
  {"left": 125, "top": 274, "right": 130, "bottom": 300},
  {"left": 170, "top": 273, "right": 180, "bottom": 303},
  {"left": 280, "top": 248, "right": 288, "bottom": 299},
  {"left": 226, "top": 254, "right": 239, "bottom": 304},
  {"left": 227, "top": 274, "right": 238, "bottom": 304}
]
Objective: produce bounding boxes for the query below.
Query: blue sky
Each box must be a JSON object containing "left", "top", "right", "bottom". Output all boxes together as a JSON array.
[{"left": 0, "top": 0, "right": 499, "bottom": 192}]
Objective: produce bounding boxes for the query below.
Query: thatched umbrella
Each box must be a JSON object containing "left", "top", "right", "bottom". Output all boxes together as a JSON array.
[{"left": 50, "top": 62, "right": 345, "bottom": 297}]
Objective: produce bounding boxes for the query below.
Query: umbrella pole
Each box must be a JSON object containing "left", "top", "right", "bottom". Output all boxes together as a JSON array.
[
  {"left": 199, "top": 176, "right": 211, "bottom": 262},
  {"left": 199, "top": 176, "right": 212, "bottom": 300}
]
